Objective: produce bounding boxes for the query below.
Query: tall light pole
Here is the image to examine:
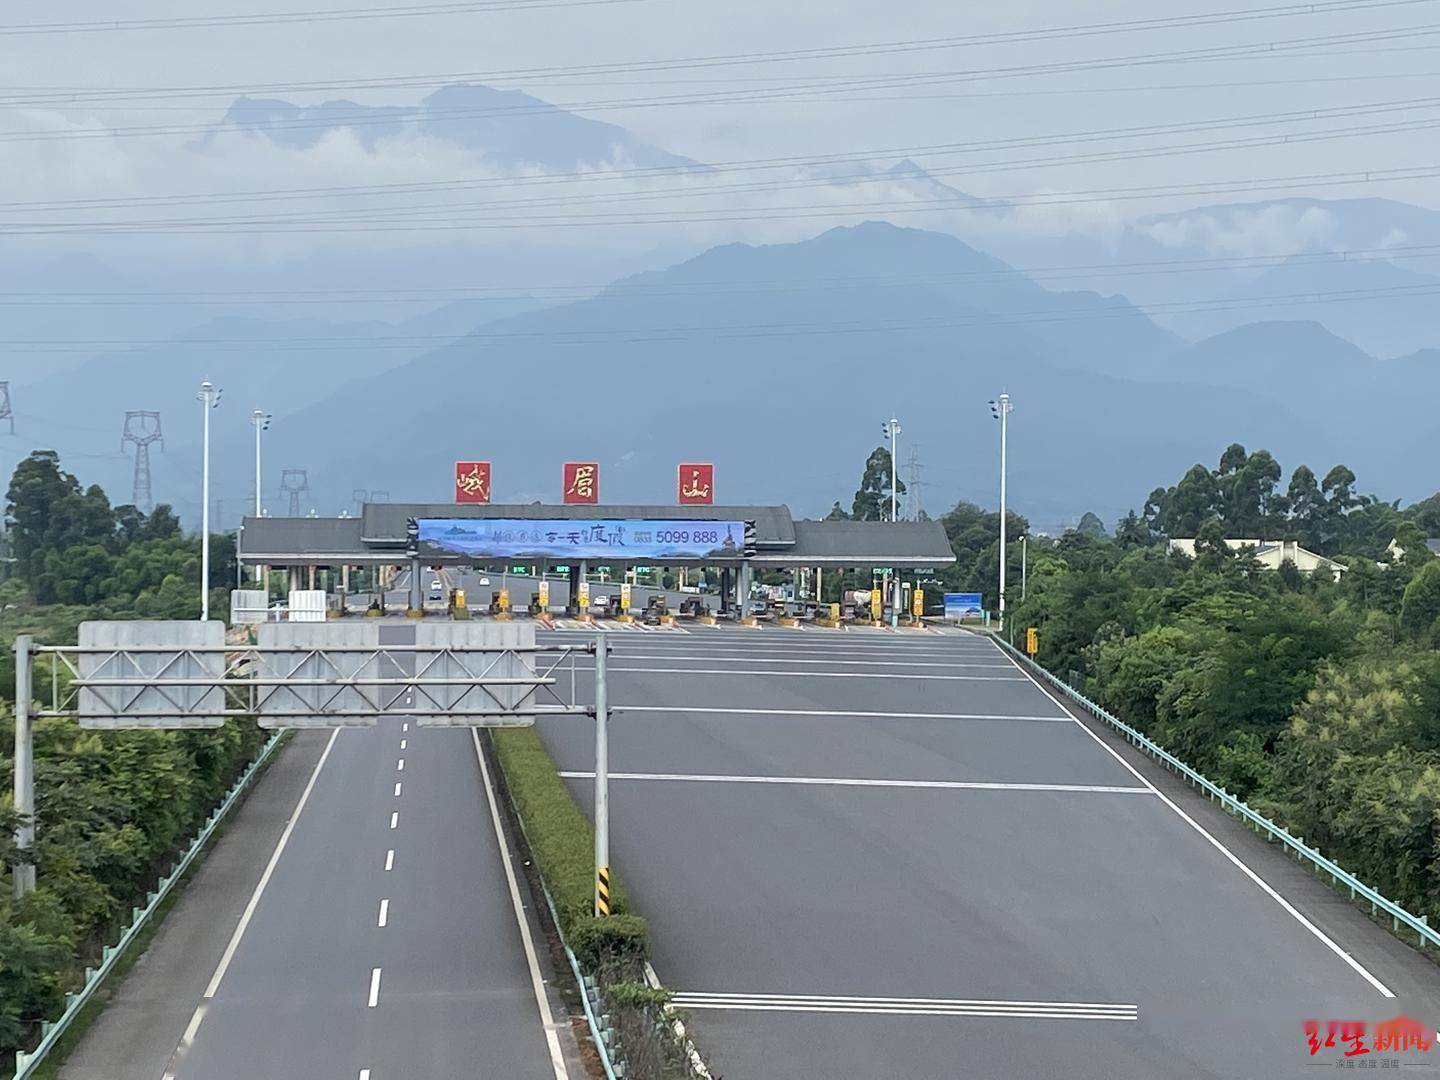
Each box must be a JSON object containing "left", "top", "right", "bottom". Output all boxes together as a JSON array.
[
  {"left": 989, "top": 393, "right": 1013, "bottom": 631},
  {"left": 198, "top": 380, "right": 221, "bottom": 620},
  {"left": 250, "top": 410, "right": 270, "bottom": 586},
  {"left": 250, "top": 410, "right": 270, "bottom": 516},
  {"left": 882, "top": 415, "right": 902, "bottom": 628}
]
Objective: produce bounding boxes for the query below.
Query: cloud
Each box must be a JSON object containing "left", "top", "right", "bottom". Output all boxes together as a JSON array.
[{"left": 1138, "top": 204, "right": 1341, "bottom": 257}]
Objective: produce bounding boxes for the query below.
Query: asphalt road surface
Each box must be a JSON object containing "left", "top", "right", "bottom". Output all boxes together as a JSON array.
[
  {"left": 534, "top": 623, "right": 1440, "bottom": 1080},
  {"left": 157, "top": 624, "right": 572, "bottom": 1080}
]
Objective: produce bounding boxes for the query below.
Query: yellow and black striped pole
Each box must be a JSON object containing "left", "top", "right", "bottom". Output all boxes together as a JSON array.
[{"left": 596, "top": 866, "right": 611, "bottom": 917}]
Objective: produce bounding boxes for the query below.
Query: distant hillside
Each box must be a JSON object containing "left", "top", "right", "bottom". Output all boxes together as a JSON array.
[{"left": 251, "top": 222, "right": 1340, "bottom": 527}]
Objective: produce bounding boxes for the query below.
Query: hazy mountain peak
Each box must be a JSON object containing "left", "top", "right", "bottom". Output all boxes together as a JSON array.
[{"left": 208, "top": 82, "right": 701, "bottom": 171}]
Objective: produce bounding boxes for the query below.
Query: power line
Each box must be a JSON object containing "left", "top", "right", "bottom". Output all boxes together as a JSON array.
[
  {"left": 3, "top": 241, "right": 1438, "bottom": 306},
  {"left": 6, "top": 160, "right": 1436, "bottom": 236},
  {"left": 6, "top": 93, "right": 1440, "bottom": 216},
  {"left": 4, "top": 10, "right": 1440, "bottom": 113},
  {"left": 0, "top": 0, "right": 650, "bottom": 36},
  {"left": 2, "top": 276, "right": 1439, "bottom": 353}
]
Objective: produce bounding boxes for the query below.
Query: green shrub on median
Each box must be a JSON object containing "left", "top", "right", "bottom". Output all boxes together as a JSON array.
[{"left": 489, "top": 727, "right": 636, "bottom": 939}]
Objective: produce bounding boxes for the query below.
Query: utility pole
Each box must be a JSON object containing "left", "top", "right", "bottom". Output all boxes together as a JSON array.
[
  {"left": 12, "top": 635, "right": 33, "bottom": 897},
  {"left": 593, "top": 635, "right": 610, "bottom": 917},
  {"left": 989, "top": 393, "right": 1013, "bottom": 631},
  {"left": 280, "top": 469, "right": 309, "bottom": 517},
  {"left": 198, "top": 381, "right": 221, "bottom": 621},
  {"left": 121, "top": 411, "right": 164, "bottom": 514},
  {"left": 1022, "top": 534, "right": 1028, "bottom": 602}
]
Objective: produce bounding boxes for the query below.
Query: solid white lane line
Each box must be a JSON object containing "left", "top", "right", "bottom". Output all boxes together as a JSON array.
[
  {"left": 400, "top": 738, "right": 407, "bottom": 750},
  {"left": 164, "top": 727, "right": 342, "bottom": 1076},
  {"left": 368, "top": 967, "right": 382, "bottom": 1007},
  {"left": 675, "top": 992, "right": 1135, "bottom": 1010},
  {"left": 616, "top": 705, "right": 1070, "bottom": 722},
  {"left": 472, "top": 727, "right": 571, "bottom": 1080},
  {"left": 389, "top": 811, "right": 399, "bottom": 829},
  {"left": 378, "top": 899, "right": 389, "bottom": 928},
  {"left": 385, "top": 849, "right": 394, "bottom": 871},
  {"left": 599, "top": 666, "right": 1025, "bottom": 682},
  {"left": 558, "top": 771, "right": 1151, "bottom": 794},
  {"left": 671, "top": 1001, "right": 1135, "bottom": 1020},
  {"left": 570, "top": 653, "right": 1012, "bottom": 670},
  {"left": 394, "top": 782, "right": 402, "bottom": 797},
  {"left": 397, "top": 757, "right": 405, "bottom": 771},
  {"left": 991, "top": 640, "right": 1397, "bottom": 999}
]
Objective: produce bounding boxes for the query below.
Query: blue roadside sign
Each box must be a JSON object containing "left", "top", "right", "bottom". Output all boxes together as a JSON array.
[{"left": 943, "top": 593, "right": 984, "bottom": 621}]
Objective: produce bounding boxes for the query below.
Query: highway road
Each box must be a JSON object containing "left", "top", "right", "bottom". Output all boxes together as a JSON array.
[
  {"left": 534, "top": 623, "right": 1440, "bottom": 1079},
  {"left": 148, "top": 623, "right": 574, "bottom": 1080}
]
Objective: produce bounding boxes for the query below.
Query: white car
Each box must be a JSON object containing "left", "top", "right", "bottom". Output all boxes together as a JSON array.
[{"left": 477, "top": 577, "right": 491, "bottom": 586}]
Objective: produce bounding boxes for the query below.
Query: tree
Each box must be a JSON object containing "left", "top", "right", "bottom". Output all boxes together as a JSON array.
[
  {"left": 1401, "top": 561, "right": 1440, "bottom": 645},
  {"left": 1075, "top": 512, "right": 1108, "bottom": 539},
  {"left": 1161, "top": 464, "right": 1221, "bottom": 537},
  {"left": 7, "top": 452, "right": 80, "bottom": 583},
  {"left": 850, "top": 447, "right": 905, "bottom": 522},
  {"left": 1287, "top": 465, "right": 1325, "bottom": 548},
  {"left": 824, "top": 501, "right": 849, "bottom": 521}
]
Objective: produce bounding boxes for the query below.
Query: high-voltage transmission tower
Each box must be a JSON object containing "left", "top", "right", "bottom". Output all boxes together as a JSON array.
[
  {"left": 904, "top": 447, "right": 925, "bottom": 521},
  {"left": 279, "top": 469, "right": 309, "bottom": 517},
  {"left": 0, "top": 382, "right": 12, "bottom": 434},
  {"left": 121, "top": 411, "right": 164, "bottom": 513},
  {"left": 352, "top": 488, "right": 368, "bottom": 517}
]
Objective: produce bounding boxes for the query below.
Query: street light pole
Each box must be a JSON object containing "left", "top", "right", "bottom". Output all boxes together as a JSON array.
[
  {"left": 250, "top": 410, "right": 270, "bottom": 585},
  {"left": 989, "top": 393, "right": 1013, "bottom": 631},
  {"left": 198, "top": 380, "right": 221, "bottom": 620},
  {"left": 882, "top": 415, "right": 902, "bottom": 628}
]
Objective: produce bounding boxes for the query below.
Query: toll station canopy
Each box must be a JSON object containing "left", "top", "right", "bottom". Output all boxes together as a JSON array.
[{"left": 239, "top": 503, "right": 955, "bottom": 571}]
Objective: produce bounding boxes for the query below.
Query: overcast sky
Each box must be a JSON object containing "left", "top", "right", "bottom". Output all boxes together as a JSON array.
[{"left": 4, "top": 0, "right": 1438, "bottom": 224}]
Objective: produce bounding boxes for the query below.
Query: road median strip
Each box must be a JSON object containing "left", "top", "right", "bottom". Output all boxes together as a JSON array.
[{"left": 487, "top": 726, "right": 710, "bottom": 1079}]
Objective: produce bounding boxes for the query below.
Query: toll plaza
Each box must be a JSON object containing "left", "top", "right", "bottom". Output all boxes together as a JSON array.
[{"left": 237, "top": 501, "right": 955, "bottom": 626}]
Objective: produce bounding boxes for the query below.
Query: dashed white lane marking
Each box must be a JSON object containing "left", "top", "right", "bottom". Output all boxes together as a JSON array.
[
  {"left": 368, "top": 968, "right": 382, "bottom": 1007},
  {"left": 472, "top": 728, "right": 571, "bottom": 1079},
  {"left": 558, "top": 771, "right": 1151, "bottom": 795},
  {"left": 669, "top": 992, "right": 1138, "bottom": 1022},
  {"left": 389, "top": 811, "right": 399, "bottom": 830},
  {"left": 377, "top": 899, "right": 389, "bottom": 928},
  {"left": 397, "top": 757, "right": 405, "bottom": 772},
  {"left": 394, "top": 782, "right": 402, "bottom": 797},
  {"left": 400, "top": 738, "right": 407, "bottom": 750},
  {"left": 359, "top": 1070, "right": 371, "bottom": 1080},
  {"left": 614, "top": 705, "right": 1069, "bottom": 723},
  {"left": 162, "top": 727, "right": 342, "bottom": 1078},
  {"left": 991, "top": 639, "right": 1397, "bottom": 1000},
  {"left": 385, "top": 849, "right": 394, "bottom": 871},
  {"left": 402, "top": 722, "right": 408, "bottom": 732}
]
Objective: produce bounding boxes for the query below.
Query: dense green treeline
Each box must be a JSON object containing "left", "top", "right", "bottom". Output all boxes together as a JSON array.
[
  {"left": 984, "top": 445, "right": 1440, "bottom": 924},
  {"left": 0, "top": 451, "right": 261, "bottom": 1061}
]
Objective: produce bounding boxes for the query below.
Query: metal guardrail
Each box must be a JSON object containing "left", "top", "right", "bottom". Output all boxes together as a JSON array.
[
  {"left": 994, "top": 634, "right": 1440, "bottom": 952},
  {"left": 12, "top": 730, "right": 286, "bottom": 1079}
]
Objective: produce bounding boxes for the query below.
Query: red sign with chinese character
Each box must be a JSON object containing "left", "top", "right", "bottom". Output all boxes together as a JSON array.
[
  {"left": 678, "top": 463, "right": 714, "bottom": 505},
  {"left": 455, "top": 461, "right": 491, "bottom": 504},
  {"left": 563, "top": 462, "right": 599, "bottom": 504}
]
